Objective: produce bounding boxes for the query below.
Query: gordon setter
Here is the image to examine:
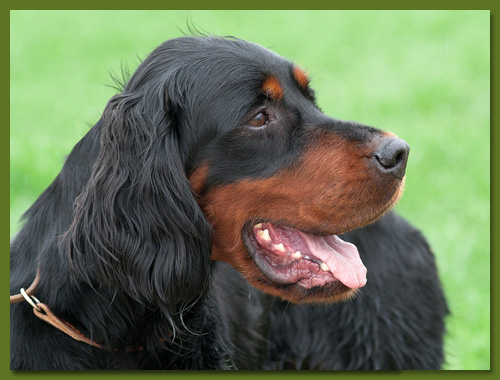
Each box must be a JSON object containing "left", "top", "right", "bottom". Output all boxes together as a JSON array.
[{"left": 10, "top": 36, "right": 448, "bottom": 370}]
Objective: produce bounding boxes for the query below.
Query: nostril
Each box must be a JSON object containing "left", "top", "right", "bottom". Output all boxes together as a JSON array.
[
  {"left": 373, "top": 138, "right": 410, "bottom": 179},
  {"left": 376, "top": 145, "right": 406, "bottom": 168}
]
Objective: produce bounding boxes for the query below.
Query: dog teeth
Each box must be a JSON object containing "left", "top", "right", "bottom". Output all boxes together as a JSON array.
[
  {"left": 274, "top": 243, "right": 286, "bottom": 253},
  {"left": 255, "top": 228, "right": 296, "bottom": 257},
  {"left": 257, "top": 229, "right": 271, "bottom": 242},
  {"left": 320, "top": 262, "right": 330, "bottom": 272}
]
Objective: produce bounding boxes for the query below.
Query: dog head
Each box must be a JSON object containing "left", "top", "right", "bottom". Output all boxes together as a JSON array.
[{"left": 64, "top": 36, "right": 409, "bottom": 314}]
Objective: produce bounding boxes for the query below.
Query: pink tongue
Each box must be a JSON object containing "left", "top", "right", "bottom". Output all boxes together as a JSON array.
[{"left": 297, "top": 231, "right": 367, "bottom": 289}]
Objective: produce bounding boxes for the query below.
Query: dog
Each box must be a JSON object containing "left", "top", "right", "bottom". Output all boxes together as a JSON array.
[{"left": 10, "top": 35, "right": 448, "bottom": 370}]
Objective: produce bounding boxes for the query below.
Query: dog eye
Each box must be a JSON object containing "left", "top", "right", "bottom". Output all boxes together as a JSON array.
[{"left": 248, "top": 112, "right": 269, "bottom": 128}]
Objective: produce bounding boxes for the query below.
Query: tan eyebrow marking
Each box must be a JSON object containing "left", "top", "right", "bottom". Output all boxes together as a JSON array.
[
  {"left": 262, "top": 76, "right": 284, "bottom": 100},
  {"left": 293, "top": 66, "right": 310, "bottom": 89}
]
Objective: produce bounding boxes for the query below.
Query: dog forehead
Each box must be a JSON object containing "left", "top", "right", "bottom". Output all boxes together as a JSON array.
[
  {"left": 149, "top": 37, "right": 313, "bottom": 128},
  {"left": 164, "top": 36, "right": 291, "bottom": 79}
]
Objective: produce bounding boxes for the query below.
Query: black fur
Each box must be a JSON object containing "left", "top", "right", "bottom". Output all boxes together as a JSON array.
[{"left": 10, "top": 36, "right": 448, "bottom": 370}]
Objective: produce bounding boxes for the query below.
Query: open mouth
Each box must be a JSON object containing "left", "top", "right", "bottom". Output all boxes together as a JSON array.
[{"left": 243, "top": 222, "right": 367, "bottom": 290}]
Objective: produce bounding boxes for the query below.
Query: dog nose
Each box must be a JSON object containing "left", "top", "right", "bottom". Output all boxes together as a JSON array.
[{"left": 373, "top": 137, "right": 410, "bottom": 180}]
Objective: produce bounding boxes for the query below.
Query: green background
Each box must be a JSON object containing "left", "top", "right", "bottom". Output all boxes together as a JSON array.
[{"left": 10, "top": 10, "right": 490, "bottom": 370}]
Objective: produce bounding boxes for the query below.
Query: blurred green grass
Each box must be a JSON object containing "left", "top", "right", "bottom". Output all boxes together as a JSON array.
[{"left": 10, "top": 10, "right": 490, "bottom": 370}]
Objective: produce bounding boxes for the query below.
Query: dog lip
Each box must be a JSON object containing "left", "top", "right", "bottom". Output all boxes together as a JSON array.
[
  {"left": 242, "top": 220, "right": 367, "bottom": 289},
  {"left": 242, "top": 221, "right": 325, "bottom": 287}
]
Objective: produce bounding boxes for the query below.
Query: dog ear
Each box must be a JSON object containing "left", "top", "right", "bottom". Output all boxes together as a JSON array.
[{"left": 62, "top": 79, "right": 212, "bottom": 325}]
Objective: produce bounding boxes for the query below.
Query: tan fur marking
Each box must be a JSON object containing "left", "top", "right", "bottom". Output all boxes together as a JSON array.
[
  {"left": 262, "top": 76, "right": 284, "bottom": 99},
  {"left": 188, "top": 164, "right": 209, "bottom": 195},
  {"left": 293, "top": 66, "right": 310, "bottom": 88}
]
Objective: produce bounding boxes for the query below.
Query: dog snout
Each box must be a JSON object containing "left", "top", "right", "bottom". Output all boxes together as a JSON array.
[{"left": 373, "top": 137, "right": 410, "bottom": 180}]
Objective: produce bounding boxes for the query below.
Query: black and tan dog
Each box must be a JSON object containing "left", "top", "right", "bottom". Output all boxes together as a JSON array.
[{"left": 10, "top": 36, "right": 448, "bottom": 370}]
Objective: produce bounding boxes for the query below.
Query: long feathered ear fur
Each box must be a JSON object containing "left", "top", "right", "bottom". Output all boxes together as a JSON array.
[{"left": 61, "top": 73, "right": 212, "bottom": 329}]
